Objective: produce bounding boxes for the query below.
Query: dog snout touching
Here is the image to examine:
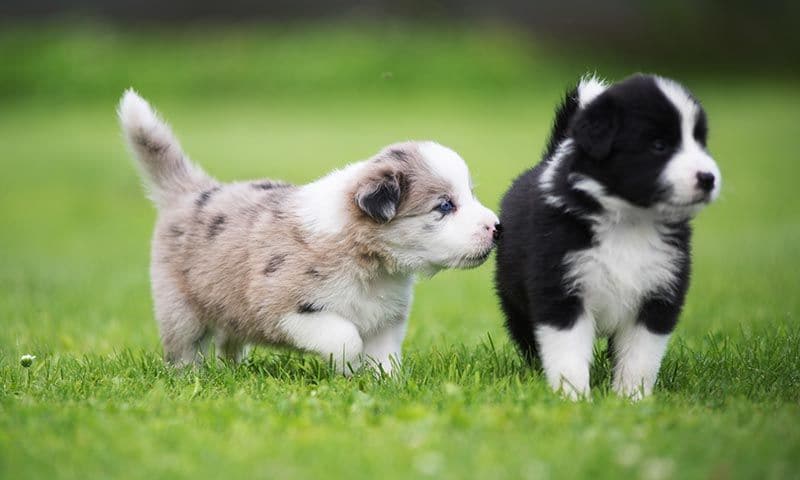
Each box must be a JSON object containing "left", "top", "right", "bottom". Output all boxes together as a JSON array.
[
  {"left": 490, "top": 222, "right": 502, "bottom": 242},
  {"left": 696, "top": 171, "right": 715, "bottom": 193},
  {"left": 482, "top": 221, "right": 501, "bottom": 241}
]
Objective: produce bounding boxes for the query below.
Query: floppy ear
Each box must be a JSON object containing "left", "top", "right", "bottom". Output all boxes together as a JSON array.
[
  {"left": 355, "top": 171, "right": 402, "bottom": 223},
  {"left": 571, "top": 95, "right": 619, "bottom": 160}
]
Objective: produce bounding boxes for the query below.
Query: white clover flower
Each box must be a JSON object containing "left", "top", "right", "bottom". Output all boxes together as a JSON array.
[{"left": 20, "top": 354, "right": 36, "bottom": 368}]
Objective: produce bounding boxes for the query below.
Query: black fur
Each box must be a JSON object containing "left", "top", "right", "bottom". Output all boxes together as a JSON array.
[
  {"left": 357, "top": 174, "right": 402, "bottom": 223},
  {"left": 388, "top": 148, "right": 412, "bottom": 163},
  {"left": 206, "top": 214, "right": 226, "bottom": 239},
  {"left": 305, "top": 267, "right": 325, "bottom": 279},
  {"left": 132, "top": 133, "right": 167, "bottom": 155},
  {"left": 263, "top": 254, "right": 287, "bottom": 275},
  {"left": 168, "top": 224, "right": 185, "bottom": 237},
  {"left": 252, "top": 180, "right": 290, "bottom": 190},
  {"left": 495, "top": 74, "right": 703, "bottom": 363},
  {"left": 298, "top": 302, "right": 322, "bottom": 314},
  {"left": 196, "top": 186, "right": 220, "bottom": 208},
  {"left": 543, "top": 85, "right": 580, "bottom": 159}
]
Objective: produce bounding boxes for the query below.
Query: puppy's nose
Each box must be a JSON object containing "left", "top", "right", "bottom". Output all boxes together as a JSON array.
[
  {"left": 486, "top": 222, "right": 502, "bottom": 242},
  {"left": 696, "top": 171, "right": 716, "bottom": 193}
]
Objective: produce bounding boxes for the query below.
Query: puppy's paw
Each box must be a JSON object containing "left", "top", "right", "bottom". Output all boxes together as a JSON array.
[
  {"left": 555, "top": 382, "right": 592, "bottom": 402},
  {"left": 612, "top": 379, "right": 651, "bottom": 402},
  {"left": 362, "top": 355, "right": 401, "bottom": 378}
]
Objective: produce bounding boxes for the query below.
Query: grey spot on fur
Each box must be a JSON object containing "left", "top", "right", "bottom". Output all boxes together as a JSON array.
[
  {"left": 207, "top": 215, "right": 226, "bottom": 238},
  {"left": 388, "top": 148, "right": 411, "bottom": 163},
  {"left": 273, "top": 209, "right": 287, "bottom": 221},
  {"left": 196, "top": 187, "right": 221, "bottom": 208},
  {"left": 252, "top": 180, "right": 291, "bottom": 190},
  {"left": 305, "top": 267, "right": 325, "bottom": 279},
  {"left": 132, "top": 133, "right": 168, "bottom": 155},
  {"left": 168, "top": 225, "right": 185, "bottom": 237},
  {"left": 263, "top": 254, "right": 287, "bottom": 275},
  {"left": 239, "top": 205, "right": 263, "bottom": 224},
  {"left": 298, "top": 302, "right": 322, "bottom": 313},
  {"left": 291, "top": 227, "right": 308, "bottom": 247}
]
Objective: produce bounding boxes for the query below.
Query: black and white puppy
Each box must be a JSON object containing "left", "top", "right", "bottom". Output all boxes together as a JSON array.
[{"left": 494, "top": 74, "right": 721, "bottom": 399}]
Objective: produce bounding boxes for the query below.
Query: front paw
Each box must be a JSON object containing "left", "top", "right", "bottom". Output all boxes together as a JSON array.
[
  {"left": 552, "top": 377, "right": 591, "bottom": 401},
  {"left": 363, "top": 354, "right": 400, "bottom": 376},
  {"left": 612, "top": 378, "right": 652, "bottom": 401}
]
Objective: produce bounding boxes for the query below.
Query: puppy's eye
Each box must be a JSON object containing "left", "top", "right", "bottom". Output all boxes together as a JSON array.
[
  {"left": 436, "top": 199, "right": 455, "bottom": 214},
  {"left": 651, "top": 139, "right": 668, "bottom": 154}
]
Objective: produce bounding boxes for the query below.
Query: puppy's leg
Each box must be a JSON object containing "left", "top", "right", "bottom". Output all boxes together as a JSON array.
[
  {"left": 157, "top": 298, "right": 208, "bottom": 368},
  {"left": 152, "top": 269, "right": 208, "bottom": 367},
  {"left": 362, "top": 320, "right": 407, "bottom": 375},
  {"left": 536, "top": 311, "right": 595, "bottom": 400},
  {"left": 612, "top": 297, "right": 680, "bottom": 400},
  {"left": 279, "top": 312, "right": 364, "bottom": 375},
  {"left": 611, "top": 325, "right": 670, "bottom": 400},
  {"left": 214, "top": 332, "right": 248, "bottom": 364}
]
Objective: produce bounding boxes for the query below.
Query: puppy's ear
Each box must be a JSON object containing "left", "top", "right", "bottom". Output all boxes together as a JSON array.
[
  {"left": 571, "top": 95, "right": 619, "bottom": 160},
  {"left": 355, "top": 171, "right": 402, "bottom": 223}
]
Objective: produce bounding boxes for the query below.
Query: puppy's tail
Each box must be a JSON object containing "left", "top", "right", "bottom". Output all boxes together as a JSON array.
[{"left": 118, "top": 89, "right": 216, "bottom": 207}]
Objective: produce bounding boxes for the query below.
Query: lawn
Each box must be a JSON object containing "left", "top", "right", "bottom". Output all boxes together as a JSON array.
[{"left": 1, "top": 24, "right": 799, "bottom": 479}]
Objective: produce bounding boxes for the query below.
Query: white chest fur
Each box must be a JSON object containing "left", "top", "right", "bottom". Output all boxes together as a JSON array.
[
  {"left": 317, "top": 272, "right": 414, "bottom": 336},
  {"left": 563, "top": 218, "right": 682, "bottom": 336}
]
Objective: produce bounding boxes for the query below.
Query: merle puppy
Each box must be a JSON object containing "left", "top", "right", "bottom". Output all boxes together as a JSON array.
[
  {"left": 119, "top": 90, "right": 499, "bottom": 375},
  {"left": 494, "top": 74, "right": 721, "bottom": 399}
]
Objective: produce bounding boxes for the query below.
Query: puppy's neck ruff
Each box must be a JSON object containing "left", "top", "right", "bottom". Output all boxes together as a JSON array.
[{"left": 295, "top": 161, "right": 364, "bottom": 236}]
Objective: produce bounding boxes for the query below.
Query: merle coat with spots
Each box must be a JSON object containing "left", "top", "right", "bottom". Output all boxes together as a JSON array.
[{"left": 118, "top": 90, "right": 499, "bottom": 373}]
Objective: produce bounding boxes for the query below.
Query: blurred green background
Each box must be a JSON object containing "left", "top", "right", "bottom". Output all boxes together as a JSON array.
[{"left": 1, "top": 4, "right": 799, "bottom": 479}]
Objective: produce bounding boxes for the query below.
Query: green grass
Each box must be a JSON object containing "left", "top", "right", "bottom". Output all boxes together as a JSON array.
[{"left": 1, "top": 24, "right": 800, "bottom": 479}]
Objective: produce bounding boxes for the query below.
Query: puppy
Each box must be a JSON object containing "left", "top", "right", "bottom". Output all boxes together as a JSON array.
[
  {"left": 494, "top": 74, "right": 721, "bottom": 399},
  {"left": 118, "top": 90, "right": 499, "bottom": 373}
]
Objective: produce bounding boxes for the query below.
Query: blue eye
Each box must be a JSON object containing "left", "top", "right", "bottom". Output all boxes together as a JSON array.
[{"left": 436, "top": 199, "right": 455, "bottom": 214}]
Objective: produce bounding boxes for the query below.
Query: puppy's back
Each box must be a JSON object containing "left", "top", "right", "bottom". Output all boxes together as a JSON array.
[{"left": 494, "top": 77, "right": 601, "bottom": 359}]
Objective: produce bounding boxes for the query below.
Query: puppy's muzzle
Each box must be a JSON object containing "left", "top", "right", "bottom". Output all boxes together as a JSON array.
[{"left": 490, "top": 222, "right": 502, "bottom": 243}]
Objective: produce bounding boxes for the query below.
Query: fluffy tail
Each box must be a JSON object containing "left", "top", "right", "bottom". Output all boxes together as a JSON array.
[
  {"left": 118, "top": 89, "right": 216, "bottom": 207},
  {"left": 542, "top": 75, "right": 608, "bottom": 160}
]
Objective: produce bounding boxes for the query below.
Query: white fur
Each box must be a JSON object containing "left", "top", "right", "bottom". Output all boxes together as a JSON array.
[
  {"left": 567, "top": 174, "right": 683, "bottom": 327},
  {"left": 567, "top": 215, "right": 681, "bottom": 326},
  {"left": 275, "top": 142, "right": 496, "bottom": 371},
  {"left": 119, "top": 90, "right": 160, "bottom": 133},
  {"left": 295, "top": 162, "right": 364, "bottom": 235},
  {"left": 362, "top": 320, "right": 408, "bottom": 374},
  {"left": 276, "top": 270, "right": 414, "bottom": 373},
  {"left": 418, "top": 142, "right": 472, "bottom": 194},
  {"left": 539, "top": 140, "right": 575, "bottom": 210},
  {"left": 612, "top": 324, "right": 670, "bottom": 400},
  {"left": 118, "top": 90, "right": 212, "bottom": 206},
  {"left": 654, "top": 77, "right": 721, "bottom": 212},
  {"left": 654, "top": 77, "right": 699, "bottom": 127},
  {"left": 558, "top": 175, "right": 683, "bottom": 400},
  {"left": 536, "top": 314, "right": 595, "bottom": 400},
  {"left": 577, "top": 75, "right": 608, "bottom": 108},
  {"left": 269, "top": 244, "right": 414, "bottom": 376},
  {"left": 120, "top": 90, "right": 499, "bottom": 374},
  {"left": 297, "top": 142, "right": 498, "bottom": 272},
  {"left": 278, "top": 311, "right": 364, "bottom": 374},
  {"left": 386, "top": 142, "right": 499, "bottom": 273},
  {"left": 530, "top": 76, "right": 718, "bottom": 400}
]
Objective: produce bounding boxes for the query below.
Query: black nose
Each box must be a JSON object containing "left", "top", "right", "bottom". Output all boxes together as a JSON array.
[
  {"left": 493, "top": 222, "right": 502, "bottom": 242},
  {"left": 696, "top": 171, "right": 715, "bottom": 193}
]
